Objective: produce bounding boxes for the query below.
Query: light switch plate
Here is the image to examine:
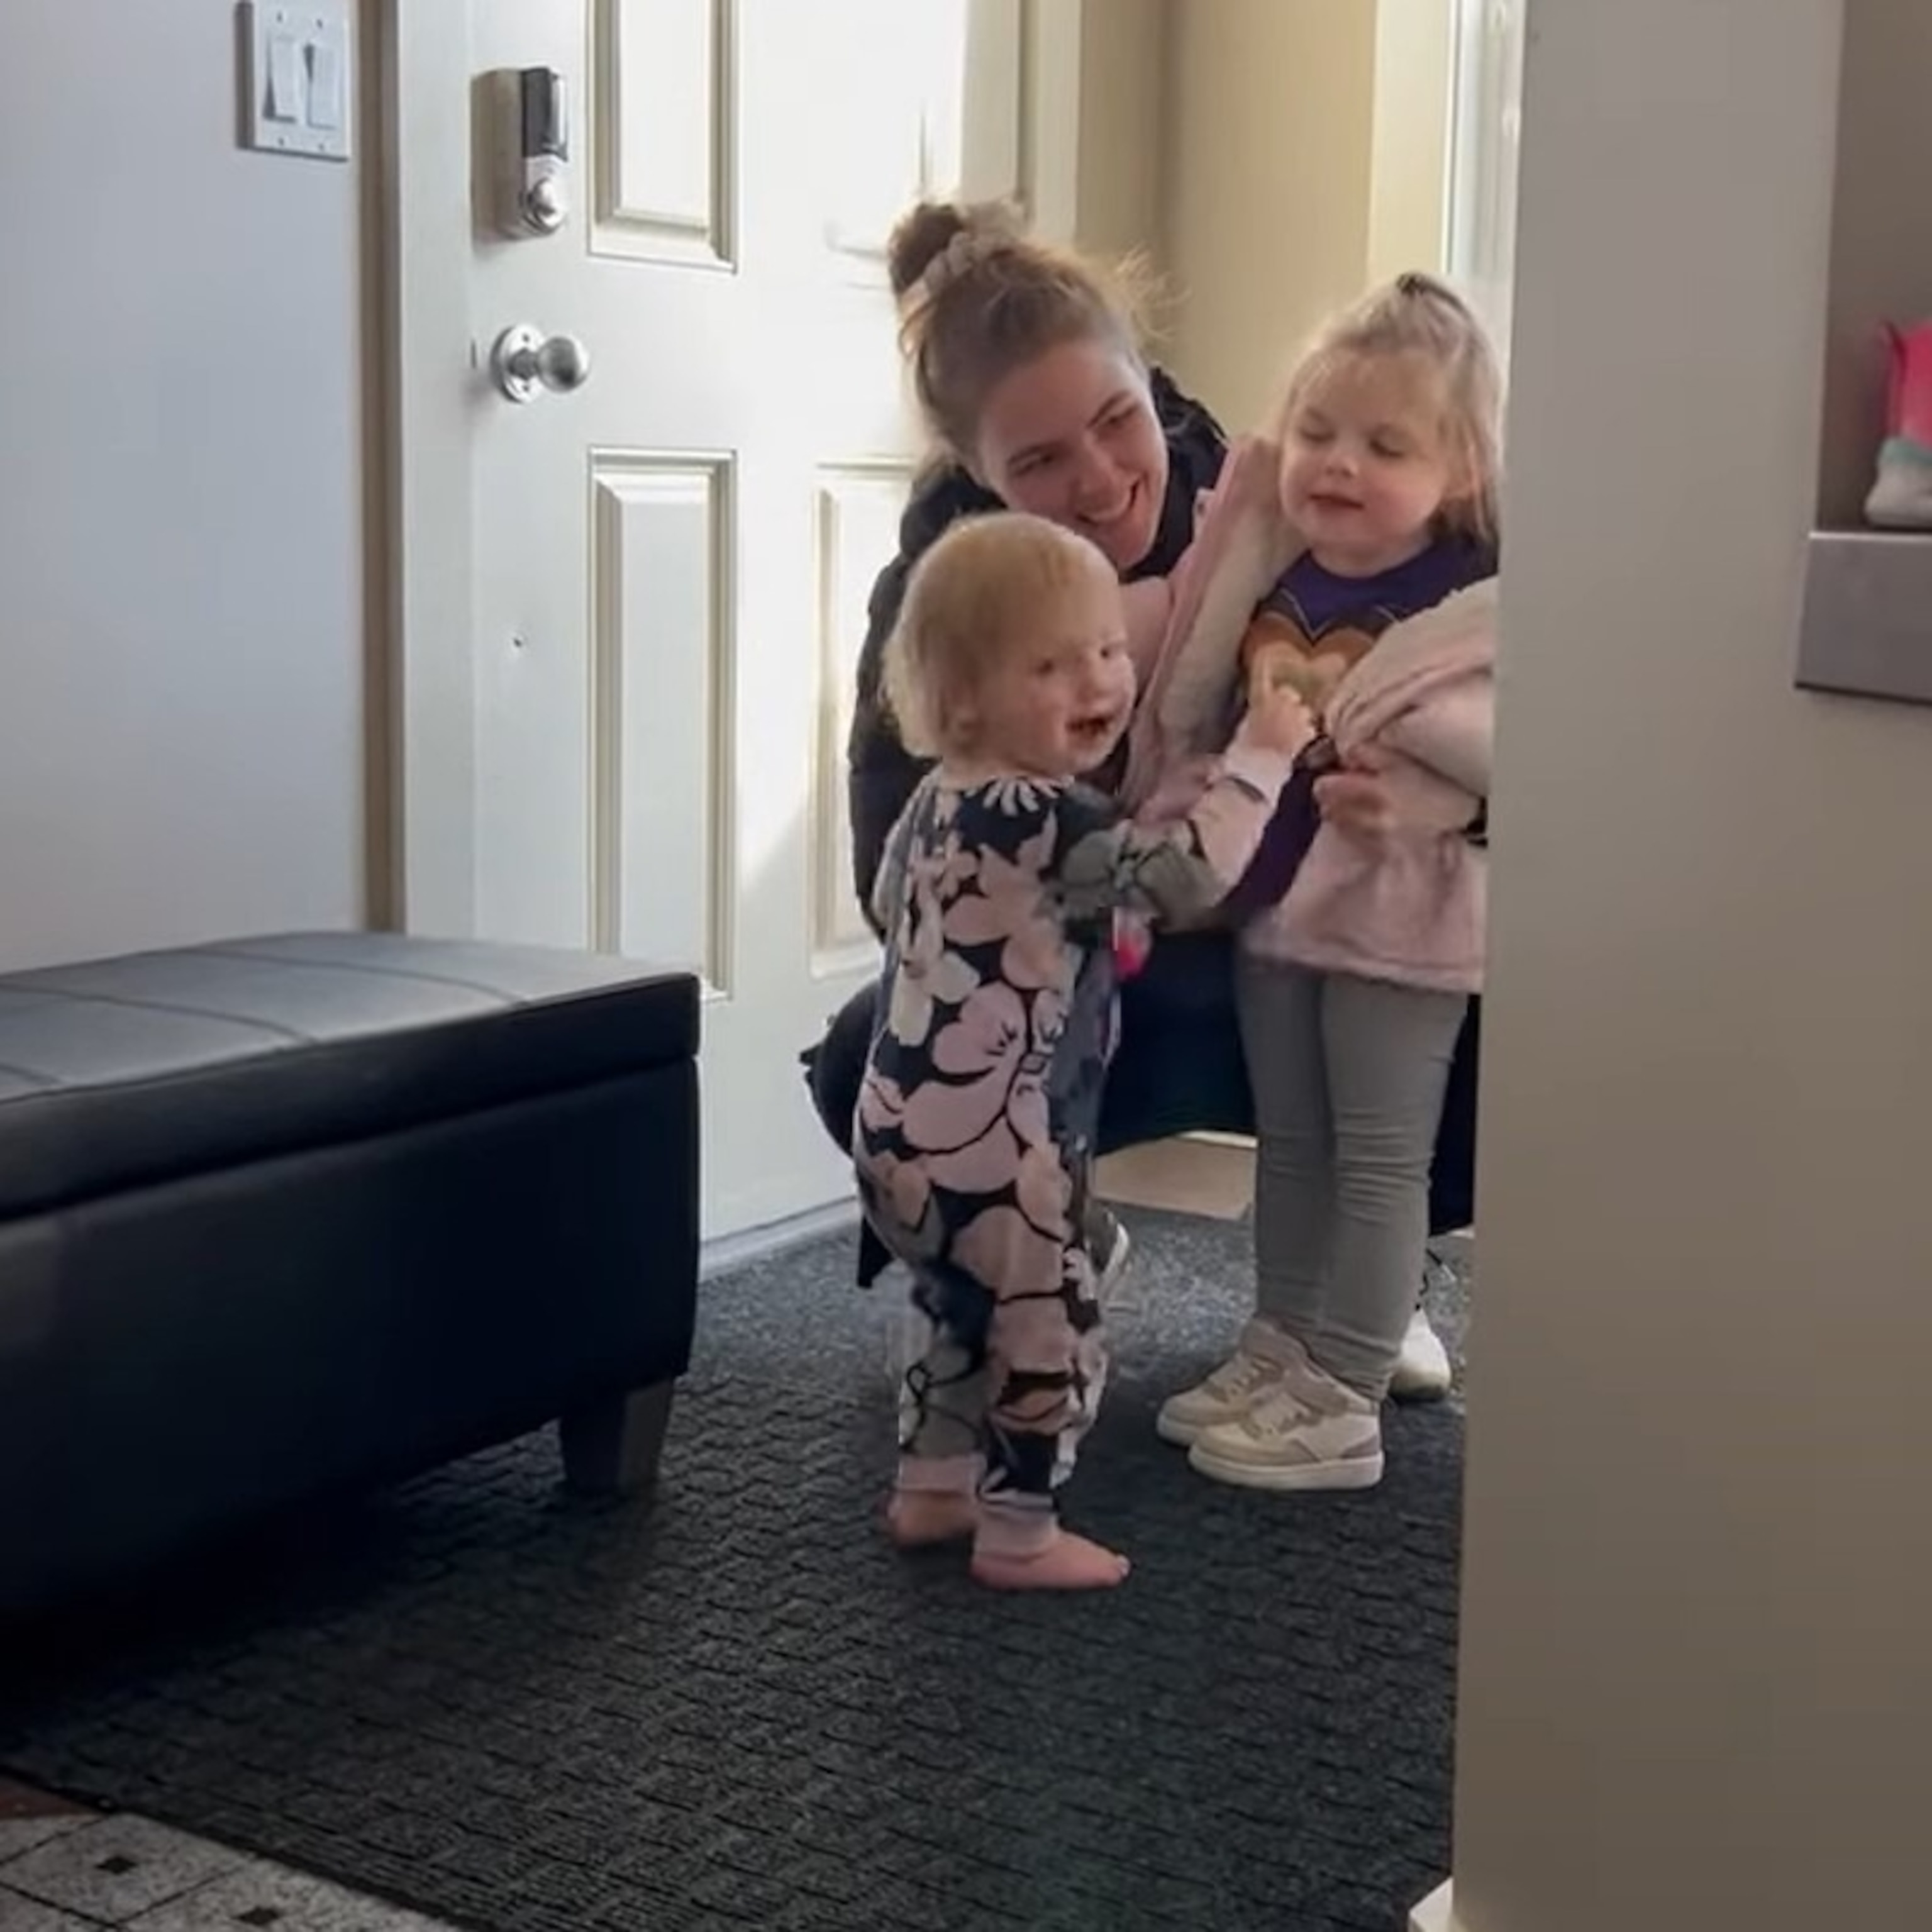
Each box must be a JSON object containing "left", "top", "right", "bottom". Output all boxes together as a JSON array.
[{"left": 240, "top": 1, "right": 352, "bottom": 161}]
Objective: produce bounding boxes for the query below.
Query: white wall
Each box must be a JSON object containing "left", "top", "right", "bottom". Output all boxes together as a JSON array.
[
  {"left": 1450, "top": 0, "right": 1932, "bottom": 1926},
  {"left": 0, "top": 1, "right": 367, "bottom": 972},
  {"left": 1365, "top": 0, "right": 1452, "bottom": 286}
]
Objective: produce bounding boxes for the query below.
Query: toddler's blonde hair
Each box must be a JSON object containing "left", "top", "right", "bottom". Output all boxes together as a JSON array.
[
  {"left": 884, "top": 512, "right": 1117, "bottom": 758},
  {"left": 1282, "top": 271, "right": 1504, "bottom": 548}
]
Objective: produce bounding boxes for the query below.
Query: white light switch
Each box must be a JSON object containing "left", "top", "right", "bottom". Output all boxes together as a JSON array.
[
  {"left": 305, "top": 41, "right": 343, "bottom": 131},
  {"left": 265, "top": 35, "right": 302, "bottom": 122},
  {"left": 240, "top": 1, "right": 352, "bottom": 162}
]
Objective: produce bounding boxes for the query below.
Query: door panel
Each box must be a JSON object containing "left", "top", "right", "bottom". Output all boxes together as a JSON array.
[
  {"left": 460, "top": 1, "right": 1026, "bottom": 1237},
  {"left": 592, "top": 0, "right": 732, "bottom": 269},
  {"left": 811, "top": 461, "right": 916, "bottom": 969},
  {"left": 588, "top": 453, "right": 732, "bottom": 986}
]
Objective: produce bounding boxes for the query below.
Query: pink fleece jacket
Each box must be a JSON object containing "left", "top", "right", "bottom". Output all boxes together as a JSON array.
[{"left": 1243, "top": 580, "right": 1494, "bottom": 995}]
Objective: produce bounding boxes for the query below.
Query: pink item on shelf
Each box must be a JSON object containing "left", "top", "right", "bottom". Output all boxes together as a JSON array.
[{"left": 1864, "top": 319, "right": 1932, "bottom": 530}]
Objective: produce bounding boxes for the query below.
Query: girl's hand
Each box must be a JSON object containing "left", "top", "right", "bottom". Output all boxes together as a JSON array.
[
  {"left": 1313, "top": 747, "right": 1397, "bottom": 847},
  {"left": 1242, "top": 680, "right": 1316, "bottom": 760},
  {"left": 1315, "top": 745, "right": 1481, "bottom": 844}
]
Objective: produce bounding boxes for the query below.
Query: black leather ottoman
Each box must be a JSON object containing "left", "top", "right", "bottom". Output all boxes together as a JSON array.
[{"left": 0, "top": 932, "right": 699, "bottom": 1621}]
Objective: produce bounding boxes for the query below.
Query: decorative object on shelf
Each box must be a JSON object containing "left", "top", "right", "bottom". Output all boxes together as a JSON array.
[{"left": 1864, "top": 318, "right": 1932, "bottom": 530}]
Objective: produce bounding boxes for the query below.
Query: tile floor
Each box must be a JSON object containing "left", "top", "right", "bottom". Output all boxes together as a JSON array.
[
  {"left": 0, "top": 1782, "right": 453, "bottom": 1932},
  {"left": 1096, "top": 1132, "right": 1255, "bottom": 1221}
]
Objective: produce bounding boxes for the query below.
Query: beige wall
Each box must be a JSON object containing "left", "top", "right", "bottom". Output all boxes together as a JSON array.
[
  {"left": 1161, "top": 0, "right": 1379, "bottom": 428},
  {"left": 1450, "top": 0, "right": 1932, "bottom": 1927},
  {"left": 1157, "top": 0, "right": 1452, "bottom": 430},
  {"left": 1074, "top": 0, "right": 1170, "bottom": 268}
]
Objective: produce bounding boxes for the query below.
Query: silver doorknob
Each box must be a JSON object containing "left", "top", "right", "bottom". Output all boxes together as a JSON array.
[{"left": 491, "top": 325, "right": 592, "bottom": 403}]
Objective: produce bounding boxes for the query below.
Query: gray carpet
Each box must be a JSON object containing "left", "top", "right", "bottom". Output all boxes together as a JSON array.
[{"left": 0, "top": 1210, "right": 1470, "bottom": 1932}]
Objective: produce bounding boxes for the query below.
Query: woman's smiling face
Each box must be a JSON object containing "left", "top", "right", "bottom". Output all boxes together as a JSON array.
[{"left": 970, "top": 340, "right": 1169, "bottom": 574}]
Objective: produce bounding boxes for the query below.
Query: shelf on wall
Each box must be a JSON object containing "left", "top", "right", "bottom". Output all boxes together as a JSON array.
[{"left": 1796, "top": 527, "right": 1932, "bottom": 707}]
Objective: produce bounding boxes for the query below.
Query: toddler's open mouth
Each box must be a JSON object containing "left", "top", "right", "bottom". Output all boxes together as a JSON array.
[{"left": 1070, "top": 710, "right": 1124, "bottom": 756}]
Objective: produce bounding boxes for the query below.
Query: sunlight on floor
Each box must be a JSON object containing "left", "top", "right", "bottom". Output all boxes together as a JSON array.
[{"left": 1097, "top": 1133, "right": 1257, "bottom": 1220}]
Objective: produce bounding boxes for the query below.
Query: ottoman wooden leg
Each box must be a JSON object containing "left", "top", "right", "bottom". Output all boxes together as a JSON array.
[{"left": 559, "top": 1380, "right": 675, "bottom": 1497}]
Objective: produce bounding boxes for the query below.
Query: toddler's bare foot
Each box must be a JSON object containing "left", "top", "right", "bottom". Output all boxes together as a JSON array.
[
  {"left": 970, "top": 1530, "right": 1130, "bottom": 1592},
  {"left": 887, "top": 1491, "right": 977, "bottom": 1548}
]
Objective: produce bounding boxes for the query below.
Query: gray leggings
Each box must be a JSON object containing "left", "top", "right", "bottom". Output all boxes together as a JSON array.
[{"left": 1236, "top": 957, "right": 1468, "bottom": 1401}]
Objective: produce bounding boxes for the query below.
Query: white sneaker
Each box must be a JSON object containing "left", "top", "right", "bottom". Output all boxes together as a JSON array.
[
  {"left": 1187, "top": 1362, "right": 1384, "bottom": 1492},
  {"left": 1389, "top": 1306, "right": 1453, "bottom": 1402},
  {"left": 1155, "top": 1324, "right": 1292, "bottom": 1446}
]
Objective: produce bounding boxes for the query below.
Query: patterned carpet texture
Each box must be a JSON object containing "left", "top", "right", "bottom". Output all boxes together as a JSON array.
[{"left": 1, "top": 1211, "right": 1471, "bottom": 1932}]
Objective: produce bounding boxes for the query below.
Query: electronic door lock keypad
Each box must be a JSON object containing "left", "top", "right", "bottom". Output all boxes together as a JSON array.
[{"left": 486, "top": 66, "right": 570, "bottom": 238}]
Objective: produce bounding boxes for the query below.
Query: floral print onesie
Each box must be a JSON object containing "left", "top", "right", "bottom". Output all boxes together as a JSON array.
[{"left": 856, "top": 752, "right": 1289, "bottom": 1538}]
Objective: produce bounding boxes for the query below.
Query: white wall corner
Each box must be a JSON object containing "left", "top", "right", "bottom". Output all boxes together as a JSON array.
[
  {"left": 1411, "top": 1878, "right": 1463, "bottom": 1932},
  {"left": 1367, "top": 0, "right": 1455, "bottom": 282}
]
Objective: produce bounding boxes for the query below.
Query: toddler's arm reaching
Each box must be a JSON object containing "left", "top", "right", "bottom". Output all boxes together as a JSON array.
[{"left": 1057, "top": 684, "right": 1312, "bottom": 927}]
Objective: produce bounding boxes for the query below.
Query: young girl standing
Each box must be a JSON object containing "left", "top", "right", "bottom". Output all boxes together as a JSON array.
[
  {"left": 1153, "top": 274, "right": 1504, "bottom": 1489},
  {"left": 857, "top": 511, "right": 1311, "bottom": 1589}
]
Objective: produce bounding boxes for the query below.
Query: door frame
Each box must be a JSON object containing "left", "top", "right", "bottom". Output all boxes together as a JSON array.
[
  {"left": 1444, "top": 0, "right": 1524, "bottom": 366},
  {"left": 367, "top": 0, "right": 1087, "bottom": 942}
]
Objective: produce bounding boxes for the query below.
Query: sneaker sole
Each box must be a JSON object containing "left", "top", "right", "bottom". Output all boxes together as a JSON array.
[
  {"left": 1185, "top": 1444, "right": 1385, "bottom": 1492},
  {"left": 1155, "top": 1409, "right": 1214, "bottom": 1448},
  {"left": 1388, "top": 1369, "right": 1452, "bottom": 1404}
]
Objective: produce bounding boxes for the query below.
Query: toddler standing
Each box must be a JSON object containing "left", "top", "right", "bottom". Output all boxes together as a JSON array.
[{"left": 857, "top": 511, "right": 1310, "bottom": 1588}]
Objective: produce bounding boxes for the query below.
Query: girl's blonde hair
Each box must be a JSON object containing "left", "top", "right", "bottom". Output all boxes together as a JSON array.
[
  {"left": 887, "top": 199, "right": 1159, "bottom": 467},
  {"left": 884, "top": 512, "right": 1115, "bottom": 758},
  {"left": 1282, "top": 271, "right": 1504, "bottom": 548}
]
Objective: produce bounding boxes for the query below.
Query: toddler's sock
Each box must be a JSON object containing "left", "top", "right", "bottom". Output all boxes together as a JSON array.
[
  {"left": 886, "top": 1453, "right": 979, "bottom": 1548},
  {"left": 970, "top": 1496, "right": 1128, "bottom": 1592}
]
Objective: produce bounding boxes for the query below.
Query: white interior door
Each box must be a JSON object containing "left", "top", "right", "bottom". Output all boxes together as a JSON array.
[{"left": 392, "top": 2, "right": 1067, "bottom": 1240}]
